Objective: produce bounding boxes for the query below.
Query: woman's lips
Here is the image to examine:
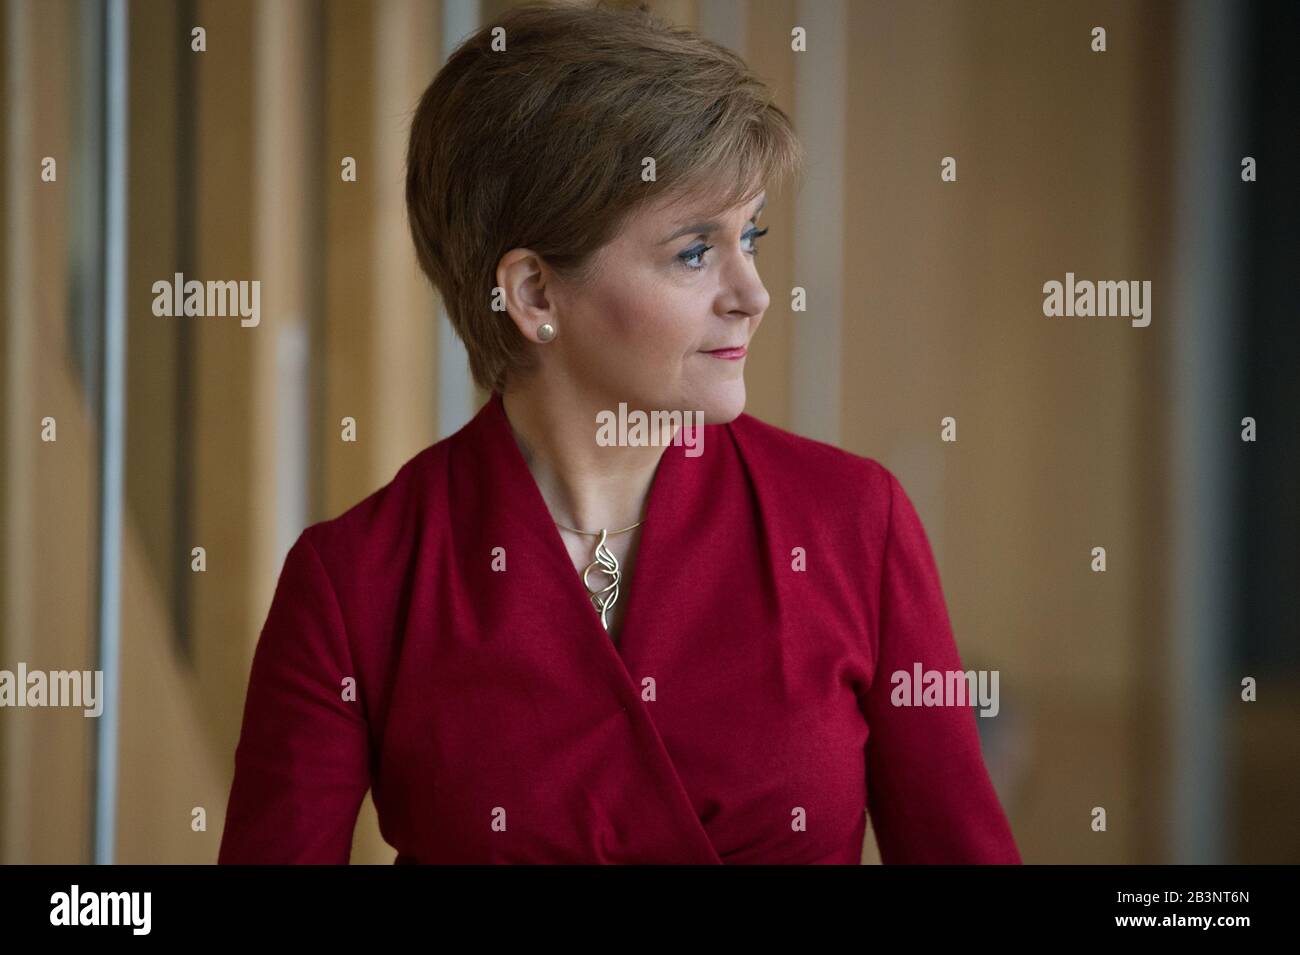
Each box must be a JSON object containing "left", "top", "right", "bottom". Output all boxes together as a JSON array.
[{"left": 702, "top": 346, "right": 747, "bottom": 360}]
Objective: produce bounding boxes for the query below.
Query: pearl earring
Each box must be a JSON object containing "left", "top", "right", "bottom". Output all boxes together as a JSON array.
[{"left": 537, "top": 323, "right": 556, "bottom": 342}]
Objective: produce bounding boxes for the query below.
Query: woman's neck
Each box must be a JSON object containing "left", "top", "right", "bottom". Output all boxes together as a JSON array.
[{"left": 500, "top": 381, "right": 669, "bottom": 533}]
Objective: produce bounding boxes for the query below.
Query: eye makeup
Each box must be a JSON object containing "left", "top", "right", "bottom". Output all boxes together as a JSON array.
[{"left": 677, "top": 224, "right": 769, "bottom": 271}]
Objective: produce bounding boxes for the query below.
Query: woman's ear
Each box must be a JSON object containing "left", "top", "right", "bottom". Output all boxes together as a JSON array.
[{"left": 496, "top": 248, "right": 559, "bottom": 344}]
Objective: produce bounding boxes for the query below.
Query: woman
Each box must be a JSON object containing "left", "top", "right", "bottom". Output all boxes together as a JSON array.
[{"left": 218, "top": 0, "right": 1021, "bottom": 865}]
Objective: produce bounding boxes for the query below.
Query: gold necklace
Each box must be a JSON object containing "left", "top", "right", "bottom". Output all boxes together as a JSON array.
[{"left": 554, "top": 518, "right": 644, "bottom": 632}]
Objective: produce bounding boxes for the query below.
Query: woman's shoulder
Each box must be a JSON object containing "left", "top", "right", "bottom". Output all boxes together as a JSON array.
[
  {"left": 724, "top": 412, "right": 910, "bottom": 577},
  {"left": 726, "top": 410, "right": 896, "bottom": 504},
  {"left": 299, "top": 438, "right": 451, "bottom": 569}
]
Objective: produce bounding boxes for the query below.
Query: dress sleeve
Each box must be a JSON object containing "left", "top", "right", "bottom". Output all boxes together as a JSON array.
[
  {"left": 217, "top": 530, "right": 371, "bottom": 863},
  {"left": 861, "top": 469, "right": 1022, "bottom": 864}
]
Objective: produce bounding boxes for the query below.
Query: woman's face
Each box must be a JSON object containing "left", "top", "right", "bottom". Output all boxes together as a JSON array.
[{"left": 511, "top": 186, "right": 772, "bottom": 424}]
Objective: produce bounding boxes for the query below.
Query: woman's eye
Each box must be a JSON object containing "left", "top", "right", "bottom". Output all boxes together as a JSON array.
[
  {"left": 677, "top": 226, "right": 770, "bottom": 272},
  {"left": 678, "top": 243, "right": 713, "bottom": 270}
]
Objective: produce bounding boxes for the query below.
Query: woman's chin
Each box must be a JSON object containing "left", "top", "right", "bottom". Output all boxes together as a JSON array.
[
  {"left": 692, "top": 380, "right": 748, "bottom": 425},
  {"left": 603, "top": 375, "right": 747, "bottom": 425}
]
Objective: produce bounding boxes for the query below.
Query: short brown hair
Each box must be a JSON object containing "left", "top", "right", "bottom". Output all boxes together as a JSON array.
[{"left": 405, "top": 0, "right": 804, "bottom": 394}]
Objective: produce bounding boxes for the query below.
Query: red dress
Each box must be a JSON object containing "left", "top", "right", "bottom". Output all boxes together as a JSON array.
[{"left": 218, "top": 393, "right": 1021, "bottom": 864}]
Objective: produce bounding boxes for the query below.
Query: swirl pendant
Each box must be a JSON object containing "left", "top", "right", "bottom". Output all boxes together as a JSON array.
[
  {"left": 580, "top": 528, "right": 622, "bottom": 631},
  {"left": 555, "top": 517, "right": 644, "bottom": 635}
]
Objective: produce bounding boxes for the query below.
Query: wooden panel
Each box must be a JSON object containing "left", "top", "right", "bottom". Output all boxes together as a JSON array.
[
  {"left": 840, "top": 0, "right": 1175, "bottom": 862},
  {"left": 124, "top": 0, "right": 182, "bottom": 666},
  {"left": 189, "top": 0, "right": 257, "bottom": 761},
  {"left": 322, "top": 0, "right": 378, "bottom": 518},
  {"left": 2, "top": 0, "right": 96, "bottom": 863},
  {"left": 741, "top": 0, "right": 797, "bottom": 430},
  {"left": 370, "top": 0, "right": 439, "bottom": 488}
]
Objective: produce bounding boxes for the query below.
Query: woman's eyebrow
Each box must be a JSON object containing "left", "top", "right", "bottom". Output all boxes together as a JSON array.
[{"left": 658, "top": 194, "right": 767, "bottom": 245}]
